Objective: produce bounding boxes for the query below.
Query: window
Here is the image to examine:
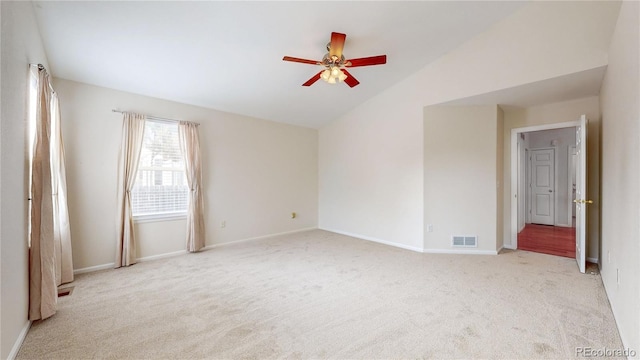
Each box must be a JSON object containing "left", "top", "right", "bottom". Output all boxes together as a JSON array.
[{"left": 131, "top": 120, "right": 188, "bottom": 219}]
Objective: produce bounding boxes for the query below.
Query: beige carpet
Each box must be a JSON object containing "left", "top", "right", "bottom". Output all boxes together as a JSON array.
[{"left": 17, "top": 230, "right": 624, "bottom": 359}]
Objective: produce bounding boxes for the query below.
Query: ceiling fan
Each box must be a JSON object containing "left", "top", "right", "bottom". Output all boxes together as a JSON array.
[{"left": 283, "top": 32, "right": 387, "bottom": 88}]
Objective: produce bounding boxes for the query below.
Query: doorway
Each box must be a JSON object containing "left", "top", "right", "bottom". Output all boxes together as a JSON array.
[{"left": 510, "top": 120, "right": 586, "bottom": 268}]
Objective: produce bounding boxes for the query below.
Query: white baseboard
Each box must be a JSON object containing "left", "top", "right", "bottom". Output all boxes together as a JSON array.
[
  {"left": 503, "top": 244, "right": 516, "bottom": 250},
  {"left": 423, "top": 248, "right": 499, "bottom": 255},
  {"left": 203, "top": 227, "right": 318, "bottom": 250},
  {"left": 320, "top": 228, "right": 424, "bottom": 253},
  {"left": 73, "top": 249, "right": 191, "bottom": 275},
  {"left": 73, "top": 228, "right": 318, "bottom": 275},
  {"left": 74, "top": 262, "right": 114, "bottom": 275},
  {"left": 587, "top": 257, "right": 599, "bottom": 264},
  {"left": 7, "top": 320, "right": 31, "bottom": 360},
  {"left": 138, "top": 250, "right": 187, "bottom": 263}
]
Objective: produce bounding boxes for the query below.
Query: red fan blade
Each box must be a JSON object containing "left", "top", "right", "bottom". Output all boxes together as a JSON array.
[
  {"left": 329, "top": 32, "right": 346, "bottom": 59},
  {"left": 283, "top": 56, "right": 321, "bottom": 65},
  {"left": 302, "top": 71, "right": 323, "bottom": 86},
  {"left": 341, "top": 69, "right": 360, "bottom": 88},
  {"left": 346, "top": 55, "right": 387, "bottom": 67}
]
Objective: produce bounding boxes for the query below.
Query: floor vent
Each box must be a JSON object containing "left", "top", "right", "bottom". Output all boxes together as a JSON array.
[
  {"left": 452, "top": 235, "right": 477, "bottom": 248},
  {"left": 58, "top": 286, "right": 74, "bottom": 297}
]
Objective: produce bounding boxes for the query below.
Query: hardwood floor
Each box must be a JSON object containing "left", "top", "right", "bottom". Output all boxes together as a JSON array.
[{"left": 518, "top": 224, "right": 576, "bottom": 258}]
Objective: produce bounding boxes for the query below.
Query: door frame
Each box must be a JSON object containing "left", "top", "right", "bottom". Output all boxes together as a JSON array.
[
  {"left": 510, "top": 121, "right": 580, "bottom": 249},
  {"left": 527, "top": 147, "right": 556, "bottom": 226},
  {"left": 568, "top": 145, "right": 577, "bottom": 225}
]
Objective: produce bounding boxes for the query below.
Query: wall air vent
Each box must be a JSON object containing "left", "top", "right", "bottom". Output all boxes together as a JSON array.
[
  {"left": 452, "top": 235, "right": 477, "bottom": 248},
  {"left": 58, "top": 286, "right": 74, "bottom": 297}
]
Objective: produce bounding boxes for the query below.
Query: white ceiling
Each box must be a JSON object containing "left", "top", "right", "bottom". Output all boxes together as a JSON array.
[{"left": 33, "top": 1, "right": 526, "bottom": 128}]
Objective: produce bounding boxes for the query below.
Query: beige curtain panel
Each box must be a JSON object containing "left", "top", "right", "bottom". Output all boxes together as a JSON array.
[
  {"left": 29, "top": 67, "right": 57, "bottom": 321},
  {"left": 115, "top": 113, "right": 146, "bottom": 267},
  {"left": 178, "top": 121, "right": 206, "bottom": 252},
  {"left": 51, "top": 92, "right": 74, "bottom": 285}
]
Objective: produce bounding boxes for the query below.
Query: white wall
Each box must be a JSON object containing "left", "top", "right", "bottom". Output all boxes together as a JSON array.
[
  {"left": 54, "top": 79, "right": 318, "bottom": 270},
  {"left": 502, "top": 96, "right": 601, "bottom": 260},
  {"left": 424, "top": 105, "right": 501, "bottom": 253},
  {"left": 527, "top": 127, "right": 576, "bottom": 226},
  {"left": 0, "top": 2, "right": 51, "bottom": 358},
  {"left": 318, "top": 98, "right": 424, "bottom": 250},
  {"left": 318, "top": 1, "right": 620, "bottom": 250},
  {"left": 599, "top": 0, "right": 640, "bottom": 353},
  {"left": 496, "top": 107, "right": 504, "bottom": 250}
]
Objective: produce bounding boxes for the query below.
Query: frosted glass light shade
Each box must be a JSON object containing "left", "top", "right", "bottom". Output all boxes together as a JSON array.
[{"left": 320, "top": 67, "right": 347, "bottom": 84}]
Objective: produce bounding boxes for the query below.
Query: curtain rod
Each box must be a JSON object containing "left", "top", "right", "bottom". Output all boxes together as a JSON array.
[
  {"left": 111, "top": 109, "right": 200, "bottom": 126},
  {"left": 28, "top": 63, "right": 46, "bottom": 71},
  {"left": 30, "top": 64, "right": 56, "bottom": 93}
]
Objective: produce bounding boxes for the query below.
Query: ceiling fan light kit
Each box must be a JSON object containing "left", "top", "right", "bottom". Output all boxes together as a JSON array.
[
  {"left": 320, "top": 66, "right": 347, "bottom": 83},
  {"left": 283, "top": 32, "right": 387, "bottom": 88}
]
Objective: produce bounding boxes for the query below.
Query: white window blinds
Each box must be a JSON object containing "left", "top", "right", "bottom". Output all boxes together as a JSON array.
[{"left": 131, "top": 120, "right": 188, "bottom": 216}]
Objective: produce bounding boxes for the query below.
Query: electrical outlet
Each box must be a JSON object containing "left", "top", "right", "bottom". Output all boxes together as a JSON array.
[
  {"left": 426, "top": 224, "right": 433, "bottom": 233},
  {"left": 221, "top": 221, "right": 226, "bottom": 228}
]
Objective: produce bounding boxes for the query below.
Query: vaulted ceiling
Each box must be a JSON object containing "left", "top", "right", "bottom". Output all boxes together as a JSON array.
[{"left": 33, "top": 1, "right": 526, "bottom": 128}]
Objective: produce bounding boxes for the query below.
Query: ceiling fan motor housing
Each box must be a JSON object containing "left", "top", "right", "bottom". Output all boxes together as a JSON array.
[{"left": 322, "top": 53, "right": 346, "bottom": 68}]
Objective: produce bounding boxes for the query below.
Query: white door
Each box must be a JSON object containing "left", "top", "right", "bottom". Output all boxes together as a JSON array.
[
  {"left": 575, "top": 115, "right": 588, "bottom": 273},
  {"left": 569, "top": 146, "right": 577, "bottom": 220},
  {"left": 530, "top": 148, "right": 555, "bottom": 225}
]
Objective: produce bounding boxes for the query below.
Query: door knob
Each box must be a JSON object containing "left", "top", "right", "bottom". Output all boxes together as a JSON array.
[
  {"left": 549, "top": 190, "right": 552, "bottom": 192},
  {"left": 573, "top": 199, "right": 594, "bottom": 204}
]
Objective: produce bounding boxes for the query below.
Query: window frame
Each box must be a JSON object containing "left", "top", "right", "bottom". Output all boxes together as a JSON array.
[
  {"left": 133, "top": 212, "right": 187, "bottom": 223},
  {"left": 131, "top": 119, "right": 188, "bottom": 222}
]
